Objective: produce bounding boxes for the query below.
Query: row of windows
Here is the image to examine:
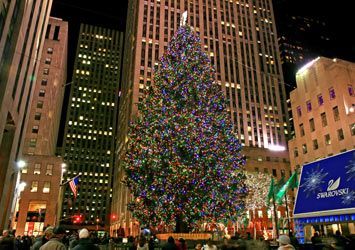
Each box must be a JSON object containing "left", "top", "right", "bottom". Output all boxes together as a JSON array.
[
  {"left": 299, "top": 106, "right": 340, "bottom": 136},
  {"left": 294, "top": 124, "right": 355, "bottom": 157},
  {"left": 254, "top": 167, "right": 287, "bottom": 178},
  {"left": 30, "top": 181, "right": 51, "bottom": 193},
  {"left": 22, "top": 163, "right": 53, "bottom": 175},
  {"left": 296, "top": 86, "right": 354, "bottom": 116}
]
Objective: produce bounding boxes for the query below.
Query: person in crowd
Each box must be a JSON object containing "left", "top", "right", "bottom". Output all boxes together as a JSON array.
[
  {"left": 148, "top": 236, "right": 155, "bottom": 250},
  {"left": 162, "top": 236, "right": 178, "bottom": 250},
  {"left": 311, "top": 232, "right": 322, "bottom": 245},
  {"left": 72, "top": 228, "right": 99, "bottom": 250},
  {"left": 137, "top": 236, "right": 148, "bottom": 250},
  {"left": 69, "top": 231, "right": 79, "bottom": 250},
  {"left": 22, "top": 233, "right": 32, "bottom": 250},
  {"left": 288, "top": 232, "right": 299, "bottom": 249},
  {"left": 202, "top": 239, "right": 217, "bottom": 250},
  {"left": 176, "top": 237, "right": 187, "bottom": 250},
  {"left": 332, "top": 230, "right": 351, "bottom": 249},
  {"left": 277, "top": 235, "right": 295, "bottom": 250},
  {"left": 0, "top": 230, "right": 14, "bottom": 250},
  {"left": 195, "top": 243, "right": 203, "bottom": 250},
  {"left": 15, "top": 235, "right": 23, "bottom": 250},
  {"left": 39, "top": 226, "right": 66, "bottom": 250},
  {"left": 32, "top": 226, "right": 54, "bottom": 250}
]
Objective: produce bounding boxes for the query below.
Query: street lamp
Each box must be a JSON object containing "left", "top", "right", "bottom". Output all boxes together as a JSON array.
[
  {"left": 96, "top": 218, "right": 100, "bottom": 232},
  {"left": 10, "top": 160, "right": 27, "bottom": 230},
  {"left": 17, "top": 160, "right": 26, "bottom": 169}
]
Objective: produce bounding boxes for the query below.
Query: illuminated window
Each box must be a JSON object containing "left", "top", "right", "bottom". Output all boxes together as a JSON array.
[
  {"left": 43, "top": 182, "right": 50, "bottom": 193},
  {"left": 37, "top": 101, "right": 43, "bottom": 109},
  {"left": 333, "top": 106, "right": 339, "bottom": 121},
  {"left": 329, "top": 88, "right": 336, "bottom": 99},
  {"left": 39, "top": 89, "right": 45, "bottom": 97},
  {"left": 46, "top": 164, "right": 53, "bottom": 175},
  {"left": 299, "top": 124, "right": 304, "bottom": 136},
  {"left": 313, "top": 139, "right": 318, "bottom": 150},
  {"left": 321, "top": 112, "right": 327, "bottom": 127},
  {"left": 317, "top": 94, "right": 324, "bottom": 106},
  {"left": 309, "top": 118, "right": 315, "bottom": 132},
  {"left": 34, "top": 164, "right": 41, "bottom": 174},
  {"left": 350, "top": 123, "right": 355, "bottom": 136},
  {"left": 43, "top": 68, "right": 49, "bottom": 75},
  {"left": 302, "top": 144, "right": 307, "bottom": 154},
  {"left": 296, "top": 106, "right": 301, "bottom": 117},
  {"left": 325, "top": 134, "right": 331, "bottom": 145},
  {"left": 306, "top": 100, "right": 312, "bottom": 112},
  {"left": 32, "top": 125, "right": 39, "bottom": 133},
  {"left": 29, "top": 139, "right": 37, "bottom": 147},
  {"left": 31, "top": 181, "right": 38, "bottom": 192},
  {"left": 21, "top": 166, "right": 28, "bottom": 174}
]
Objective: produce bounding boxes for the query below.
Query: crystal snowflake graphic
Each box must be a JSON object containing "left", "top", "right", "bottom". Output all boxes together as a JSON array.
[
  {"left": 342, "top": 190, "right": 355, "bottom": 205},
  {"left": 345, "top": 153, "right": 355, "bottom": 181},
  {"left": 301, "top": 165, "right": 328, "bottom": 197}
]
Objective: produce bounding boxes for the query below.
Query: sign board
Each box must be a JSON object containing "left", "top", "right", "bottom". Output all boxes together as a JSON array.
[{"left": 294, "top": 150, "right": 355, "bottom": 218}]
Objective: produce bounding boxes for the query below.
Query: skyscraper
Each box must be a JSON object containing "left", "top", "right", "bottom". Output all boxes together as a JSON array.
[
  {"left": 11, "top": 17, "right": 68, "bottom": 236},
  {"left": 112, "top": 0, "right": 291, "bottom": 235},
  {"left": 0, "top": 0, "right": 53, "bottom": 230},
  {"left": 61, "top": 24, "right": 123, "bottom": 230}
]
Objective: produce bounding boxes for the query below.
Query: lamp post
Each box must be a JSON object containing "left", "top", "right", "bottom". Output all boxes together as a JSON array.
[
  {"left": 10, "top": 160, "right": 27, "bottom": 229},
  {"left": 96, "top": 218, "right": 100, "bottom": 232},
  {"left": 56, "top": 162, "right": 67, "bottom": 226}
]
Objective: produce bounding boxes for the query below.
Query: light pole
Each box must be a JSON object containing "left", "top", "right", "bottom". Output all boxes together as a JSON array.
[
  {"left": 10, "top": 160, "right": 27, "bottom": 229},
  {"left": 56, "top": 162, "right": 67, "bottom": 226}
]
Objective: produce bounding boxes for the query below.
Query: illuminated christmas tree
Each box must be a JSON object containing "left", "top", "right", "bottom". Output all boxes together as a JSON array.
[{"left": 123, "top": 24, "right": 247, "bottom": 232}]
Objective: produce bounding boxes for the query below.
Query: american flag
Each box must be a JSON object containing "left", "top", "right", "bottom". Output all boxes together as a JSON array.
[{"left": 69, "top": 176, "right": 79, "bottom": 198}]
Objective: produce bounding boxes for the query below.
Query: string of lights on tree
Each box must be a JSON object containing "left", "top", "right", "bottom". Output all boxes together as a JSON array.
[
  {"left": 245, "top": 172, "right": 271, "bottom": 211},
  {"left": 123, "top": 25, "right": 247, "bottom": 229}
]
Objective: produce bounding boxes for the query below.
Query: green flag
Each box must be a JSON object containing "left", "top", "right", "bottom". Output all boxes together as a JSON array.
[
  {"left": 266, "top": 178, "right": 274, "bottom": 206},
  {"left": 275, "top": 172, "right": 298, "bottom": 204}
]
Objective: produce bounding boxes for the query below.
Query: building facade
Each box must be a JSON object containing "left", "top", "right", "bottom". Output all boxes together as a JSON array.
[
  {"left": 61, "top": 24, "right": 123, "bottom": 230},
  {"left": 10, "top": 17, "right": 68, "bottom": 236},
  {"left": 13, "top": 155, "right": 63, "bottom": 236},
  {"left": 288, "top": 57, "right": 355, "bottom": 172},
  {"left": 0, "top": 0, "right": 53, "bottom": 230},
  {"left": 112, "top": 0, "right": 291, "bottom": 236}
]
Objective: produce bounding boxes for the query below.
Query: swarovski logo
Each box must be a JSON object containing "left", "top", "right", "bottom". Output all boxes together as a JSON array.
[
  {"left": 317, "top": 177, "right": 349, "bottom": 199},
  {"left": 327, "top": 177, "right": 341, "bottom": 191}
]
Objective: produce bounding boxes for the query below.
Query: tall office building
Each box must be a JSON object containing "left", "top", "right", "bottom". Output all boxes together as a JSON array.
[
  {"left": 12, "top": 17, "right": 68, "bottom": 236},
  {"left": 288, "top": 57, "right": 355, "bottom": 173},
  {"left": 0, "top": 0, "right": 53, "bottom": 230},
  {"left": 61, "top": 24, "right": 123, "bottom": 230},
  {"left": 112, "top": 0, "right": 291, "bottom": 236}
]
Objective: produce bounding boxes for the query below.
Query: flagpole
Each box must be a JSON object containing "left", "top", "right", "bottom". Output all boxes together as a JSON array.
[
  {"left": 60, "top": 173, "right": 81, "bottom": 186},
  {"left": 272, "top": 191, "right": 279, "bottom": 239}
]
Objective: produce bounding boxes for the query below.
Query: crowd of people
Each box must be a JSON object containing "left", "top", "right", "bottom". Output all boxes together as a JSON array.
[
  {"left": 0, "top": 228, "right": 354, "bottom": 250},
  {"left": 0, "top": 226, "right": 108, "bottom": 250}
]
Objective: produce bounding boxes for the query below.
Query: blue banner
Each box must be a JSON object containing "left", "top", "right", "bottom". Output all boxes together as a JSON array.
[{"left": 294, "top": 150, "right": 355, "bottom": 217}]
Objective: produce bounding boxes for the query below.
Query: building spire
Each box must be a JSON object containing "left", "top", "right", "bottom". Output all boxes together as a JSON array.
[{"left": 180, "top": 11, "right": 188, "bottom": 26}]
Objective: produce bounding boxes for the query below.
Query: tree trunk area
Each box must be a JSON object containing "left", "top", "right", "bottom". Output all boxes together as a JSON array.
[{"left": 175, "top": 214, "right": 189, "bottom": 233}]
